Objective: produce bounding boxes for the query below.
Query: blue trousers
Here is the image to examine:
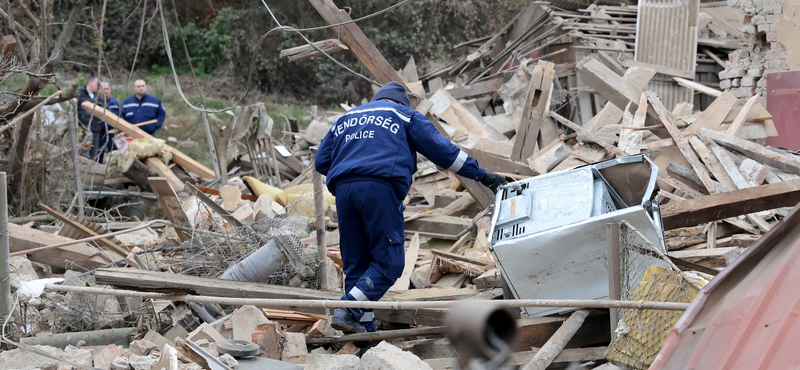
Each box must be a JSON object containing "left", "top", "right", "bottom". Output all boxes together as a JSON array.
[
  {"left": 335, "top": 180, "right": 406, "bottom": 331},
  {"left": 90, "top": 131, "right": 115, "bottom": 163}
]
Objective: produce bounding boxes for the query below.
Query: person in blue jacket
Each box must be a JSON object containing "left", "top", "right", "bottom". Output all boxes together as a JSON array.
[
  {"left": 89, "top": 81, "right": 120, "bottom": 163},
  {"left": 315, "top": 81, "right": 507, "bottom": 334},
  {"left": 122, "top": 79, "right": 166, "bottom": 136}
]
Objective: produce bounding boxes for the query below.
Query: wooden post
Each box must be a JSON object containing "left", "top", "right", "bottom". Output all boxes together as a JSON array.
[
  {"left": 521, "top": 309, "right": 590, "bottom": 370},
  {"left": 201, "top": 110, "right": 221, "bottom": 181},
  {"left": 606, "top": 223, "right": 621, "bottom": 336},
  {"left": 313, "top": 168, "right": 329, "bottom": 290},
  {"left": 68, "top": 103, "right": 85, "bottom": 217}
]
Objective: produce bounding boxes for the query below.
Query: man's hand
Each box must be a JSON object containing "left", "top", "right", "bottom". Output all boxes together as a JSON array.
[{"left": 480, "top": 173, "right": 508, "bottom": 194}]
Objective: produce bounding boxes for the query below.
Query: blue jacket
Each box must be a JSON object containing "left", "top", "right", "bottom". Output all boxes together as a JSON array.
[
  {"left": 92, "top": 96, "right": 121, "bottom": 133},
  {"left": 316, "top": 100, "right": 486, "bottom": 200},
  {"left": 122, "top": 94, "right": 165, "bottom": 135}
]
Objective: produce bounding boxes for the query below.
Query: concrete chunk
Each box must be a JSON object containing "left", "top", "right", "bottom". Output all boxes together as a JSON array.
[
  {"left": 232, "top": 305, "right": 271, "bottom": 341},
  {"left": 129, "top": 339, "right": 158, "bottom": 357},
  {"left": 152, "top": 344, "right": 179, "bottom": 370},
  {"left": 93, "top": 344, "right": 127, "bottom": 370},
  {"left": 280, "top": 332, "right": 308, "bottom": 364},
  {"left": 110, "top": 356, "right": 131, "bottom": 370},
  {"left": 359, "top": 341, "right": 433, "bottom": 370},
  {"left": 305, "top": 354, "right": 360, "bottom": 370},
  {"left": 129, "top": 355, "right": 158, "bottom": 370}
]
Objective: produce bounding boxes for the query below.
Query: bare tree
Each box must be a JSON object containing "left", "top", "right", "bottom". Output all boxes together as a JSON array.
[{"left": 0, "top": 0, "right": 89, "bottom": 211}]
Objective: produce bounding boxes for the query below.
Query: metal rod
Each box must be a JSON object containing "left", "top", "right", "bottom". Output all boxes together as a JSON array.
[
  {"left": 44, "top": 284, "right": 691, "bottom": 311},
  {"left": 68, "top": 102, "right": 85, "bottom": 216},
  {"left": 607, "top": 223, "right": 621, "bottom": 336},
  {"left": 200, "top": 109, "right": 221, "bottom": 181},
  {"left": 313, "top": 168, "right": 329, "bottom": 290},
  {"left": 9, "top": 220, "right": 171, "bottom": 257},
  {"left": 0, "top": 172, "right": 10, "bottom": 319},
  {"left": 306, "top": 326, "right": 444, "bottom": 344}
]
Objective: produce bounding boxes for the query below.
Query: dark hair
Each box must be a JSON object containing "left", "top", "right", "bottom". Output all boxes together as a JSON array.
[{"left": 87, "top": 76, "right": 98, "bottom": 83}]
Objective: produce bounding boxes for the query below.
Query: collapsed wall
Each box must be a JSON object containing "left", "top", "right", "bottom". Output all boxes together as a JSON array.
[{"left": 718, "top": 0, "right": 800, "bottom": 105}]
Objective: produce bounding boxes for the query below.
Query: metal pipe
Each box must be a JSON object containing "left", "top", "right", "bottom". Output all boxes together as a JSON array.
[
  {"left": 44, "top": 284, "right": 691, "bottom": 311},
  {"left": 68, "top": 102, "right": 85, "bottom": 216},
  {"left": 313, "top": 169, "right": 329, "bottom": 290},
  {"left": 0, "top": 172, "right": 10, "bottom": 319}
]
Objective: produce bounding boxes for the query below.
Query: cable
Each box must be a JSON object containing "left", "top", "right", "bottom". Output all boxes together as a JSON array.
[
  {"left": 154, "top": 0, "right": 418, "bottom": 115},
  {"left": 127, "top": 0, "right": 147, "bottom": 83}
]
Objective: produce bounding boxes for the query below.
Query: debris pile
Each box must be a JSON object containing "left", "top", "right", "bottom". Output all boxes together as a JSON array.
[{"left": 2, "top": 1, "right": 799, "bottom": 370}]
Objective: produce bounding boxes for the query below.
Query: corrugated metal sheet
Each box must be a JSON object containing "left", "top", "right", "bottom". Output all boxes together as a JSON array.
[
  {"left": 650, "top": 201, "right": 800, "bottom": 369},
  {"left": 635, "top": 0, "right": 699, "bottom": 109},
  {"left": 700, "top": 2, "right": 747, "bottom": 40}
]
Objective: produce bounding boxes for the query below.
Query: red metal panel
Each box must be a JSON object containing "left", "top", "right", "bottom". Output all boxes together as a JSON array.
[
  {"left": 650, "top": 200, "right": 800, "bottom": 369},
  {"left": 766, "top": 71, "right": 800, "bottom": 151}
]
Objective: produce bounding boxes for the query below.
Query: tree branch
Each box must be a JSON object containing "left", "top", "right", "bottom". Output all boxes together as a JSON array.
[
  {"left": 17, "top": 1, "right": 40, "bottom": 29},
  {"left": 50, "top": 0, "right": 88, "bottom": 63}
]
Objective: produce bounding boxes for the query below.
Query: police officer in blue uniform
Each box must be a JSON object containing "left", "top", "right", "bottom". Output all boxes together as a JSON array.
[
  {"left": 315, "top": 81, "right": 507, "bottom": 334},
  {"left": 122, "top": 79, "right": 166, "bottom": 136}
]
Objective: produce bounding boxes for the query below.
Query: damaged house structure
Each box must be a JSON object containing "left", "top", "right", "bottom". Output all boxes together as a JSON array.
[{"left": 1, "top": 0, "right": 799, "bottom": 369}]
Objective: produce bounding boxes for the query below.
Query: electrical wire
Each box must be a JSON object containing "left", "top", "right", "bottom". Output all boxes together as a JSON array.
[{"left": 154, "top": 0, "right": 417, "bottom": 115}]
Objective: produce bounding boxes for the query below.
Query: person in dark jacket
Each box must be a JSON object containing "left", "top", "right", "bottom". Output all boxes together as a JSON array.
[
  {"left": 122, "top": 79, "right": 166, "bottom": 136},
  {"left": 89, "top": 81, "right": 120, "bottom": 163},
  {"left": 76, "top": 76, "right": 100, "bottom": 130},
  {"left": 315, "top": 81, "right": 507, "bottom": 334}
]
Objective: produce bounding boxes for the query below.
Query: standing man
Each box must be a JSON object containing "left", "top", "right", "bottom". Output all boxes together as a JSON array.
[
  {"left": 315, "top": 82, "right": 507, "bottom": 334},
  {"left": 77, "top": 76, "right": 100, "bottom": 131},
  {"left": 122, "top": 79, "right": 166, "bottom": 136},
  {"left": 90, "top": 81, "right": 121, "bottom": 163}
]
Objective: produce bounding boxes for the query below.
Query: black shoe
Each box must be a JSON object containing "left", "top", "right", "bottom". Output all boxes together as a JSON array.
[{"left": 331, "top": 308, "right": 367, "bottom": 334}]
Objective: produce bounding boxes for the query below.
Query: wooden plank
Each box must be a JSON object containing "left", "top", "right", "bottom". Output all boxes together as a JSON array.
[
  {"left": 511, "top": 62, "right": 546, "bottom": 162},
  {"left": 646, "top": 91, "right": 719, "bottom": 194},
  {"left": 428, "top": 89, "right": 505, "bottom": 142},
  {"left": 82, "top": 102, "right": 215, "bottom": 180},
  {"left": 524, "top": 310, "right": 590, "bottom": 370},
  {"left": 700, "top": 128, "right": 800, "bottom": 176},
  {"left": 37, "top": 203, "right": 130, "bottom": 262},
  {"left": 8, "top": 223, "right": 118, "bottom": 271},
  {"left": 279, "top": 39, "right": 348, "bottom": 62},
  {"left": 195, "top": 185, "right": 259, "bottom": 201},
  {"left": 585, "top": 66, "right": 656, "bottom": 133},
  {"left": 528, "top": 139, "right": 570, "bottom": 173},
  {"left": 148, "top": 177, "right": 192, "bottom": 241},
  {"left": 447, "top": 76, "right": 505, "bottom": 100},
  {"left": 145, "top": 157, "right": 184, "bottom": 191},
  {"left": 725, "top": 95, "right": 759, "bottom": 136},
  {"left": 389, "top": 233, "right": 420, "bottom": 292},
  {"left": 620, "top": 59, "right": 694, "bottom": 79},
  {"left": 94, "top": 268, "right": 448, "bottom": 326},
  {"left": 673, "top": 76, "right": 722, "bottom": 97},
  {"left": 618, "top": 96, "right": 645, "bottom": 155},
  {"left": 660, "top": 178, "right": 800, "bottom": 229},
  {"left": 576, "top": 57, "right": 658, "bottom": 122},
  {"left": 684, "top": 92, "right": 736, "bottom": 134},
  {"left": 404, "top": 216, "right": 472, "bottom": 240},
  {"left": 688, "top": 136, "right": 737, "bottom": 191}
]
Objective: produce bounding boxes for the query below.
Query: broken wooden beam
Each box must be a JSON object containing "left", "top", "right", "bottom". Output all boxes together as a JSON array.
[
  {"left": 660, "top": 179, "right": 800, "bottom": 229},
  {"left": 305, "top": 326, "right": 444, "bottom": 344},
  {"left": 37, "top": 203, "right": 130, "bottom": 263},
  {"left": 279, "top": 39, "right": 349, "bottom": 62},
  {"left": 700, "top": 128, "right": 800, "bottom": 176},
  {"left": 522, "top": 309, "right": 590, "bottom": 370},
  {"left": 82, "top": 102, "right": 215, "bottom": 180},
  {"left": 8, "top": 223, "right": 122, "bottom": 271},
  {"left": 404, "top": 215, "right": 473, "bottom": 240}
]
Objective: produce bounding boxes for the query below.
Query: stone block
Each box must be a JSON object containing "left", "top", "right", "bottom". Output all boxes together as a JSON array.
[
  {"left": 766, "top": 59, "right": 789, "bottom": 70},
  {"left": 218, "top": 354, "right": 239, "bottom": 368},
  {"left": 359, "top": 341, "right": 433, "bottom": 370},
  {"left": 93, "top": 345, "right": 127, "bottom": 370},
  {"left": 335, "top": 343, "right": 361, "bottom": 356},
  {"left": 130, "top": 339, "right": 158, "bottom": 357},
  {"left": 773, "top": 5, "right": 783, "bottom": 14},
  {"left": 747, "top": 68, "right": 765, "bottom": 77},
  {"left": 771, "top": 41, "right": 786, "bottom": 51},
  {"left": 719, "top": 79, "right": 732, "bottom": 90},
  {"left": 280, "top": 332, "right": 308, "bottom": 364},
  {"left": 308, "top": 320, "right": 337, "bottom": 338},
  {"left": 129, "top": 355, "right": 158, "bottom": 370},
  {"left": 110, "top": 356, "right": 131, "bottom": 370},
  {"left": 64, "top": 347, "right": 94, "bottom": 367},
  {"left": 731, "top": 78, "right": 741, "bottom": 87},
  {"left": 305, "top": 354, "right": 360, "bottom": 370},
  {"left": 252, "top": 322, "right": 283, "bottom": 360},
  {"left": 757, "top": 78, "right": 768, "bottom": 88},
  {"left": 152, "top": 344, "right": 179, "bottom": 370},
  {"left": 231, "top": 305, "right": 271, "bottom": 341},
  {"left": 767, "top": 31, "right": 778, "bottom": 42},
  {"left": 730, "top": 87, "right": 755, "bottom": 98},
  {"left": 741, "top": 76, "right": 756, "bottom": 87},
  {"left": 767, "top": 49, "right": 787, "bottom": 60},
  {"left": 187, "top": 323, "right": 226, "bottom": 345}
]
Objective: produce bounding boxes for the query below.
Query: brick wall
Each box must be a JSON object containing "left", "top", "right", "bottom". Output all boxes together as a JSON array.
[{"left": 718, "top": 1, "right": 789, "bottom": 105}]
